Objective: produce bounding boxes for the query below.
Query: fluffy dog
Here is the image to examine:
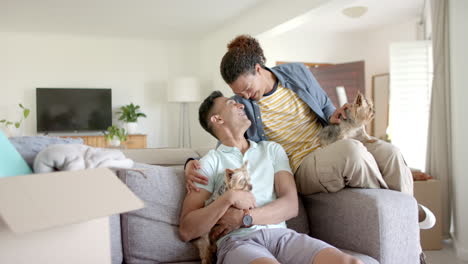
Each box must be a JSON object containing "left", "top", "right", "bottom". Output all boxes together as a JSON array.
[
  {"left": 319, "top": 92, "right": 376, "bottom": 147},
  {"left": 193, "top": 161, "right": 252, "bottom": 264}
]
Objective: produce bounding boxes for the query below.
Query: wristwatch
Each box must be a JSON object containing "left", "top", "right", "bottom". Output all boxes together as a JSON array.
[{"left": 242, "top": 209, "right": 253, "bottom": 228}]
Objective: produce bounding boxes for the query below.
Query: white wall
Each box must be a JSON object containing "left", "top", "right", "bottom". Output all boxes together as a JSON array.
[
  {"left": 257, "top": 19, "right": 418, "bottom": 143},
  {"left": 0, "top": 31, "right": 204, "bottom": 148},
  {"left": 195, "top": 0, "right": 333, "bottom": 147},
  {"left": 364, "top": 19, "right": 419, "bottom": 97},
  {"left": 449, "top": 0, "right": 468, "bottom": 260},
  {"left": 258, "top": 18, "right": 419, "bottom": 99},
  {"left": 0, "top": 0, "right": 335, "bottom": 150},
  {"left": 259, "top": 31, "right": 367, "bottom": 67}
]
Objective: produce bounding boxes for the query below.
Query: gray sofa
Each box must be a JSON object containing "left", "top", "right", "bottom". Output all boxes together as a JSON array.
[{"left": 109, "top": 147, "right": 421, "bottom": 264}]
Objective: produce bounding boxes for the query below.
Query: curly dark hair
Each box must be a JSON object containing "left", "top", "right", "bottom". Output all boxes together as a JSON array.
[
  {"left": 220, "top": 35, "right": 266, "bottom": 84},
  {"left": 199, "top": 90, "right": 224, "bottom": 139}
]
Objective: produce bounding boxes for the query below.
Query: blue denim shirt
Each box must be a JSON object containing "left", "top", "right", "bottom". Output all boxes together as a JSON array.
[{"left": 233, "top": 63, "right": 336, "bottom": 143}]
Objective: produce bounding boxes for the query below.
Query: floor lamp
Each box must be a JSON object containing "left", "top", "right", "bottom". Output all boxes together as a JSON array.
[{"left": 167, "top": 77, "right": 201, "bottom": 148}]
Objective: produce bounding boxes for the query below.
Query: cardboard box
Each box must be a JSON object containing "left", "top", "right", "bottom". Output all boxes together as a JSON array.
[
  {"left": 414, "top": 179, "right": 443, "bottom": 250},
  {"left": 0, "top": 168, "right": 144, "bottom": 264}
]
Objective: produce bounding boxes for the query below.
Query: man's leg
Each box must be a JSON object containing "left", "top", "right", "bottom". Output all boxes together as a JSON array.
[
  {"left": 312, "top": 248, "right": 363, "bottom": 264},
  {"left": 217, "top": 233, "right": 278, "bottom": 264},
  {"left": 264, "top": 228, "right": 360, "bottom": 264},
  {"left": 295, "top": 139, "right": 386, "bottom": 195},
  {"left": 363, "top": 140, "right": 413, "bottom": 195},
  {"left": 250, "top": 258, "right": 280, "bottom": 264}
]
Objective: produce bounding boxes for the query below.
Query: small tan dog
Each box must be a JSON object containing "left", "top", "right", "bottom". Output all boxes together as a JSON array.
[
  {"left": 193, "top": 161, "right": 252, "bottom": 264},
  {"left": 319, "top": 92, "right": 377, "bottom": 147}
]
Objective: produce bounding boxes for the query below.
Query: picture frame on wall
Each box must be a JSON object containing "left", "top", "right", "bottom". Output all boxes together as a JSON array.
[{"left": 372, "top": 73, "right": 390, "bottom": 140}]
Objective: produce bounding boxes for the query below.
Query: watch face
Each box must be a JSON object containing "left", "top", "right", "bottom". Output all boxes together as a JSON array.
[{"left": 243, "top": 214, "right": 253, "bottom": 227}]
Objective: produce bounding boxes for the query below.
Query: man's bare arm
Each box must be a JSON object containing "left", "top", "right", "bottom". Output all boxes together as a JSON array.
[
  {"left": 212, "top": 170, "right": 298, "bottom": 239},
  {"left": 250, "top": 170, "right": 299, "bottom": 225}
]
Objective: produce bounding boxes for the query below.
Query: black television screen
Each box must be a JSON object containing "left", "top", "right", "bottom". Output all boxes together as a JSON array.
[{"left": 36, "top": 88, "right": 112, "bottom": 132}]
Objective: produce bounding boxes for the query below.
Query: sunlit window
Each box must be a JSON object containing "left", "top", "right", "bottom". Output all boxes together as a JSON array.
[{"left": 388, "top": 41, "right": 433, "bottom": 171}]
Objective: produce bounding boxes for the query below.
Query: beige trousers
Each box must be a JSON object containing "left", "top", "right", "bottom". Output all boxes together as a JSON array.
[{"left": 295, "top": 139, "right": 414, "bottom": 196}]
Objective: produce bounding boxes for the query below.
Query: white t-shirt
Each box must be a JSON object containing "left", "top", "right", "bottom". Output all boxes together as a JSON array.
[{"left": 195, "top": 140, "right": 292, "bottom": 244}]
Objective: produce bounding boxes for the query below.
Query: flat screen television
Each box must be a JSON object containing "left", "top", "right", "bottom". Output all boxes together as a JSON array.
[{"left": 36, "top": 88, "right": 112, "bottom": 133}]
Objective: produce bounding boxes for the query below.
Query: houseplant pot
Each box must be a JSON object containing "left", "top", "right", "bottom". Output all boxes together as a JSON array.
[
  {"left": 108, "top": 137, "right": 121, "bottom": 147},
  {"left": 126, "top": 122, "right": 138, "bottom": 134},
  {"left": 103, "top": 125, "right": 128, "bottom": 147}
]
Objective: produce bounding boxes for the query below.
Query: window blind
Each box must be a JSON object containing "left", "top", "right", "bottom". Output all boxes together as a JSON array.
[{"left": 388, "top": 41, "right": 433, "bottom": 171}]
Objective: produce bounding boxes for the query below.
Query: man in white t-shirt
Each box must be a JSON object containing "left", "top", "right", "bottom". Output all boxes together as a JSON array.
[{"left": 178, "top": 91, "right": 363, "bottom": 264}]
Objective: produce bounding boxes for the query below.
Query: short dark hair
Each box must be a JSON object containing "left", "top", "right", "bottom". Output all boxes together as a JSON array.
[
  {"left": 220, "top": 35, "right": 266, "bottom": 84},
  {"left": 199, "top": 91, "right": 224, "bottom": 138}
]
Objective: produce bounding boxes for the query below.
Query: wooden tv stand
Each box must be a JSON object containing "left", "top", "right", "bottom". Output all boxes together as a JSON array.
[{"left": 64, "top": 134, "right": 147, "bottom": 149}]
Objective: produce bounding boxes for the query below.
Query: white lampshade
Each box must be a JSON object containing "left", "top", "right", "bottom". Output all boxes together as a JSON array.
[{"left": 168, "top": 77, "right": 201, "bottom": 102}]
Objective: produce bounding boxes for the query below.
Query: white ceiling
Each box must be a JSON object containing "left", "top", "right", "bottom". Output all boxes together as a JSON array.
[
  {"left": 0, "top": 0, "right": 266, "bottom": 39},
  {"left": 0, "top": 0, "right": 424, "bottom": 39},
  {"left": 304, "top": 0, "right": 425, "bottom": 33},
  {"left": 261, "top": 0, "right": 425, "bottom": 38}
]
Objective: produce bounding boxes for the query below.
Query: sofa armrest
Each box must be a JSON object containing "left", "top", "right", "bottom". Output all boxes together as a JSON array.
[{"left": 303, "top": 188, "right": 420, "bottom": 264}]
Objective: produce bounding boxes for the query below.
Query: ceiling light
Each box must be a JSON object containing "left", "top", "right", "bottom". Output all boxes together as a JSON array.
[{"left": 342, "top": 6, "right": 368, "bottom": 18}]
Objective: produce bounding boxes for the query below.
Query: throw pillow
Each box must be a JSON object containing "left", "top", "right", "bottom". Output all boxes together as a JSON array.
[
  {"left": 0, "top": 131, "right": 33, "bottom": 178},
  {"left": 119, "top": 163, "right": 199, "bottom": 263},
  {"left": 9, "top": 136, "right": 84, "bottom": 168}
]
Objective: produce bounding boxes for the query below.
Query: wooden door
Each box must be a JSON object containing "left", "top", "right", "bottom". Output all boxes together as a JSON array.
[{"left": 307, "top": 61, "right": 365, "bottom": 108}]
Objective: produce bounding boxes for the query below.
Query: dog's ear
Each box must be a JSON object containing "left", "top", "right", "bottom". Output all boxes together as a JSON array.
[
  {"left": 355, "top": 92, "right": 363, "bottom": 106},
  {"left": 225, "top": 168, "right": 234, "bottom": 180}
]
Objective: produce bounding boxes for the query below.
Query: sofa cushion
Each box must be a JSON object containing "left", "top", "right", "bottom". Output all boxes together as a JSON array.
[
  {"left": 119, "top": 163, "right": 199, "bottom": 263},
  {"left": 0, "top": 131, "right": 33, "bottom": 177},
  {"left": 9, "top": 136, "right": 84, "bottom": 168},
  {"left": 285, "top": 195, "right": 310, "bottom": 235}
]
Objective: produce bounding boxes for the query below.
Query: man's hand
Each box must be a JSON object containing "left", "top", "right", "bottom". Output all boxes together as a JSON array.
[
  {"left": 185, "top": 159, "right": 208, "bottom": 193},
  {"left": 329, "top": 104, "right": 349, "bottom": 124},
  {"left": 210, "top": 207, "right": 243, "bottom": 240},
  {"left": 226, "top": 190, "right": 256, "bottom": 210}
]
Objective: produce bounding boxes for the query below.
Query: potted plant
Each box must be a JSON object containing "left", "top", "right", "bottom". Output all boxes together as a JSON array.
[
  {"left": 103, "top": 125, "right": 128, "bottom": 147},
  {"left": 0, "top": 104, "right": 30, "bottom": 137},
  {"left": 116, "top": 103, "right": 147, "bottom": 134}
]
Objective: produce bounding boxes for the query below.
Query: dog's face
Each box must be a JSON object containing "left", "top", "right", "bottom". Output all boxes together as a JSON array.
[
  {"left": 348, "top": 92, "right": 375, "bottom": 125},
  {"left": 225, "top": 161, "right": 252, "bottom": 191}
]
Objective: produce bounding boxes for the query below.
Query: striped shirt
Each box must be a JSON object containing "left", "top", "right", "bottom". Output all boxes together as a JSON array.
[{"left": 258, "top": 84, "right": 322, "bottom": 172}]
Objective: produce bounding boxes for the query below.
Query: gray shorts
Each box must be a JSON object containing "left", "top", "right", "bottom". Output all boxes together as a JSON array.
[{"left": 216, "top": 228, "right": 333, "bottom": 264}]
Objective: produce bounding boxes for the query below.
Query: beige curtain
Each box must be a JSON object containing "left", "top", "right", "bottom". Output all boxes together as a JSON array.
[{"left": 426, "top": 0, "right": 451, "bottom": 238}]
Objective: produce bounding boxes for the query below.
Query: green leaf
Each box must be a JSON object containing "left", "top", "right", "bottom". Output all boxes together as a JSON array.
[
  {"left": 6, "top": 121, "right": 13, "bottom": 126},
  {"left": 117, "top": 103, "right": 146, "bottom": 122},
  {"left": 23, "top": 109, "right": 30, "bottom": 119},
  {"left": 0, "top": 120, "right": 6, "bottom": 123},
  {"left": 19, "top": 103, "right": 24, "bottom": 109},
  {"left": 14, "top": 122, "right": 20, "bottom": 128}
]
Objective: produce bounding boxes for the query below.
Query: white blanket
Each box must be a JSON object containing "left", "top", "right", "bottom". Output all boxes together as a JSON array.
[{"left": 34, "top": 144, "right": 134, "bottom": 173}]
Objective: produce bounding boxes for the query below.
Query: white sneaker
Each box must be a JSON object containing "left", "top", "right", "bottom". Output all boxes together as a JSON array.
[{"left": 419, "top": 204, "right": 436, "bottom": 229}]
